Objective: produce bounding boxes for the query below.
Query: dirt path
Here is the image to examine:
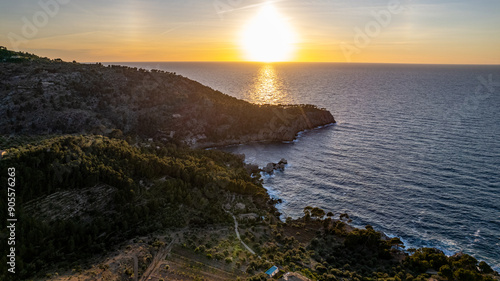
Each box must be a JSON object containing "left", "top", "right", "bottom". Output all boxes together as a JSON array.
[
  {"left": 133, "top": 255, "right": 138, "bottom": 281},
  {"left": 139, "top": 237, "right": 177, "bottom": 281},
  {"left": 225, "top": 209, "right": 256, "bottom": 255}
]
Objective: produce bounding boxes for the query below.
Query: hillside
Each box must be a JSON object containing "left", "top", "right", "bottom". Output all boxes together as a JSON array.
[
  {"left": 1, "top": 136, "right": 498, "bottom": 281},
  {"left": 0, "top": 47, "right": 335, "bottom": 147},
  {"left": 0, "top": 135, "right": 271, "bottom": 279}
]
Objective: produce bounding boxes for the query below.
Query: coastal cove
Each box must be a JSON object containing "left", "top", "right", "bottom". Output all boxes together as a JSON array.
[{"left": 126, "top": 62, "right": 500, "bottom": 271}]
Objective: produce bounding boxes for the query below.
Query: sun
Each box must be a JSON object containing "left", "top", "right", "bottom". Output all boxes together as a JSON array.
[{"left": 240, "top": 3, "right": 297, "bottom": 62}]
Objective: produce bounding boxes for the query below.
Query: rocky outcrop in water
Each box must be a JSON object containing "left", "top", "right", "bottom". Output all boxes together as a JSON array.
[{"left": 262, "top": 158, "right": 288, "bottom": 175}]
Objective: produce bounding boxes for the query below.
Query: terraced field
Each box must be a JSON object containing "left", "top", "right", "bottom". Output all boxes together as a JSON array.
[{"left": 24, "top": 184, "right": 117, "bottom": 222}]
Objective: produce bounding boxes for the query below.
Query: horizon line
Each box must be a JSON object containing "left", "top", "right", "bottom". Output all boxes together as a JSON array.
[
  {"left": 93, "top": 61, "right": 500, "bottom": 66},
  {"left": 5, "top": 46, "right": 499, "bottom": 66}
]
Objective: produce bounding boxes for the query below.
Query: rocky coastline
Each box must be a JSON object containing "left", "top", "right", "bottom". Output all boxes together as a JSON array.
[
  {"left": 262, "top": 158, "right": 288, "bottom": 175},
  {"left": 192, "top": 108, "right": 336, "bottom": 149}
]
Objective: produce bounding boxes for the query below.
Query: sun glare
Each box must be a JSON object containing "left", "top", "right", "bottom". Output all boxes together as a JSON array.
[{"left": 240, "top": 4, "right": 297, "bottom": 62}]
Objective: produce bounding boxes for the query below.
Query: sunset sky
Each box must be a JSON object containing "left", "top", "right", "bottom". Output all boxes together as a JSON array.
[{"left": 1, "top": 0, "right": 499, "bottom": 64}]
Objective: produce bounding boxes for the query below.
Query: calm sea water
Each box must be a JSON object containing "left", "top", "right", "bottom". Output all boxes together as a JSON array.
[{"left": 118, "top": 62, "right": 500, "bottom": 270}]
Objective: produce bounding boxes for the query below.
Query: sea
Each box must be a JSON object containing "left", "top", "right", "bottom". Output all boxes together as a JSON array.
[{"left": 115, "top": 62, "right": 500, "bottom": 270}]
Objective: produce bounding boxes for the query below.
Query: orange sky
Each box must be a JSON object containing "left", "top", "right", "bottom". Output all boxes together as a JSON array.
[{"left": 1, "top": 0, "right": 499, "bottom": 64}]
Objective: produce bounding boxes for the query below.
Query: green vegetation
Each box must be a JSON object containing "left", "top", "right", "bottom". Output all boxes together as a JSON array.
[
  {"left": 0, "top": 129, "right": 497, "bottom": 281},
  {"left": 0, "top": 46, "right": 52, "bottom": 63},
  {"left": 237, "top": 208, "right": 499, "bottom": 281},
  {"left": 169, "top": 204, "right": 498, "bottom": 281},
  {"left": 0, "top": 135, "right": 267, "bottom": 279}
]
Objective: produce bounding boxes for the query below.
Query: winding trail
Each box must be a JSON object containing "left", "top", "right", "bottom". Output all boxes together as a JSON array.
[{"left": 225, "top": 209, "right": 256, "bottom": 256}]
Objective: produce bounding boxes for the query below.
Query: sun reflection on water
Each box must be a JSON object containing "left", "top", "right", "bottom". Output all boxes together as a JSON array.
[{"left": 250, "top": 64, "right": 292, "bottom": 105}]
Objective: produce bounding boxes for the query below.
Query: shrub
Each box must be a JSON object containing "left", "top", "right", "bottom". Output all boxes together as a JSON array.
[
  {"left": 478, "top": 261, "right": 494, "bottom": 274},
  {"left": 439, "top": 265, "right": 453, "bottom": 280}
]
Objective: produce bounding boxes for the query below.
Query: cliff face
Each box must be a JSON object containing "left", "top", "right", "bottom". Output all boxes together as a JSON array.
[
  {"left": 192, "top": 107, "right": 336, "bottom": 148},
  {"left": 270, "top": 108, "right": 336, "bottom": 141},
  {"left": 0, "top": 49, "right": 335, "bottom": 146},
  {"left": 192, "top": 106, "right": 335, "bottom": 148}
]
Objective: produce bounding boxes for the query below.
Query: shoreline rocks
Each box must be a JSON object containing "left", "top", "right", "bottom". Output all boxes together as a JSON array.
[{"left": 262, "top": 158, "right": 288, "bottom": 175}]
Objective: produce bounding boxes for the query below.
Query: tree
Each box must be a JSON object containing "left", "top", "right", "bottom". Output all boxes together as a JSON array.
[
  {"left": 303, "top": 206, "right": 313, "bottom": 221},
  {"left": 310, "top": 207, "right": 325, "bottom": 219},
  {"left": 339, "top": 213, "right": 352, "bottom": 223},
  {"left": 439, "top": 265, "right": 453, "bottom": 281},
  {"left": 109, "top": 129, "right": 123, "bottom": 139},
  {"left": 478, "top": 261, "right": 494, "bottom": 274},
  {"left": 388, "top": 237, "right": 405, "bottom": 250},
  {"left": 68, "top": 237, "right": 75, "bottom": 252},
  {"left": 453, "top": 268, "right": 476, "bottom": 281},
  {"left": 35, "top": 80, "right": 44, "bottom": 96}
]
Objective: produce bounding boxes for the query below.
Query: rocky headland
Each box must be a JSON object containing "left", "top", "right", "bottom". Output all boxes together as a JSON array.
[{"left": 0, "top": 47, "right": 335, "bottom": 148}]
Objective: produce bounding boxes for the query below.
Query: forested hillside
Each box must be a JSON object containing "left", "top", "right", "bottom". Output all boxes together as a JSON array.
[
  {"left": 0, "top": 47, "right": 335, "bottom": 148},
  {"left": 0, "top": 135, "right": 271, "bottom": 279}
]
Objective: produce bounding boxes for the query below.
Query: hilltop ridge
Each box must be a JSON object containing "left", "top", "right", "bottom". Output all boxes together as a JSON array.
[{"left": 0, "top": 47, "right": 335, "bottom": 147}]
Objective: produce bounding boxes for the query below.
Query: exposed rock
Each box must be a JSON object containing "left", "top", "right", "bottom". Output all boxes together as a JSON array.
[
  {"left": 452, "top": 252, "right": 465, "bottom": 259},
  {"left": 193, "top": 108, "right": 336, "bottom": 149},
  {"left": 245, "top": 163, "right": 260, "bottom": 175},
  {"left": 262, "top": 158, "right": 288, "bottom": 175},
  {"left": 238, "top": 213, "right": 258, "bottom": 220},
  {"left": 235, "top": 203, "right": 245, "bottom": 210}
]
